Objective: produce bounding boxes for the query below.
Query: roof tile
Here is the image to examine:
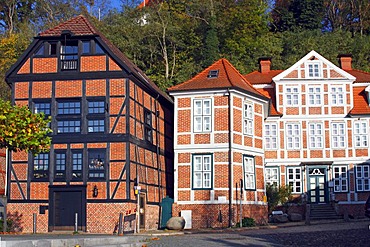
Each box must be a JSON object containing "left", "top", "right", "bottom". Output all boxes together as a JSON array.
[
  {"left": 349, "top": 86, "right": 370, "bottom": 115},
  {"left": 168, "top": 58, "right": 265, "bottom": 98}
]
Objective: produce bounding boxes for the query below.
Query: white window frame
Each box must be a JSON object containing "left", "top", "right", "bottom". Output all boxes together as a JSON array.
[
  {"left": 265, "top": 123, "right": 278, "bottom": 149},
  {"left": 243, "top": 156, "right": 255, "bottom": 190},
  {"left": 265, "top": 167, "right": 279, "bottom": 186},
  {"left": 193, "top": 99, "right": 212, "bottom": 133},
  {"left": 354, "top": 121, "right": 368, "bottom": 148},
  {"left": 286, "top": 123, "right": 301, "bottom": 150},
  {"left": 333, "top": 166, "right": 348, "bottom": 192},
  {"left": 243, "top": 102, "right": 254, "bottom": 135},
  {"left": 308, "top": 86, "right": 322, "bottom": 105},
  {"left": 308, "top": 122, "right": 323, "bottom": 149},
  {"left": 192, "top": 154, "right": 212, "bottom": 189},
  {"left": 306, "top": 61, "right": 321, "bottom": 78},
  {"left": 330, "top": 86, "right": 345, "bottom": 105},
  {"left": 285, "top": 86, "right": 299, "bottom": 106},
  {"left": 287, "top": 167, "right": 302, "bottom": 194},
  {"left": 356, "top": 165, "right": 370, "bottom": 192},
  {"left": 331, "top": 122, "right": 346, "bottom": 148}
]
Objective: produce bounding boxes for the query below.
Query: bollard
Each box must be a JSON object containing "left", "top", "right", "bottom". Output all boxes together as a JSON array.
[
  {"left": 33, "top": 213, "right": 37, "bottom": 234},
  {"left": 118, "top": 213, "right": 123, "bottom": 236},
  {"left": 74, "top": 213, "right": 78, "bottom": 232}
]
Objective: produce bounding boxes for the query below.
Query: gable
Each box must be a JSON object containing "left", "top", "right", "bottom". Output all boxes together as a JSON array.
[{"left": 273, "top": 50, "right": 356, "bottom": 82}]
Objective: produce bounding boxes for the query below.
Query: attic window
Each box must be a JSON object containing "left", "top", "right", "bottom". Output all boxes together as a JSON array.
[
  {"left": 208, "top": 70, "right": 219, "bottom": 78},
  {"left": 365, "top": 85, "right": 370, "bottom": 106}
]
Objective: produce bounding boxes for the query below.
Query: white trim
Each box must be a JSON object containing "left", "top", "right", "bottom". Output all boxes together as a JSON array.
[{"left": 273, "top": 50, "right": 356, "bottom": 81}]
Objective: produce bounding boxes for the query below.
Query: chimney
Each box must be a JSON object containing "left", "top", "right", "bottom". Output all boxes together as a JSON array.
[
  {"left": 338, "top": 54, "right": 352, "bottom": 70},
  {"left": 259, "top": 57, "right": 271, "bottom": 73}
]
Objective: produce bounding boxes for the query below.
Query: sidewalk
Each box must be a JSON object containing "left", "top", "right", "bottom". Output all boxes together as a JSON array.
[{"left": 0, "top": 217, "right": 368, "bottom": 247}]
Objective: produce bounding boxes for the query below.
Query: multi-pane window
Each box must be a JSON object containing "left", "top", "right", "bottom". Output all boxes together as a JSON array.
[
  {"left": 287, "top": 167, "right": 301, "bottom": 193},
  {"left": 307, "top": 62, "right": 321, "bottom": 77},
  {"left": 265, "top": 123, "right": 277, "bottom": 149},
  {"left": 308, "top": 123, "right": 323, "bottom": 149},
  {"left": 72, "top": 151, "right": 83, "bottom": 179},
  {"left": 308, "top": 87, "right": 321, "bottom": 105},
  {"left": 286, "top": 123, "right": 300, "bottom": 149},
  {"left": 55, "top": 152, "right": 66, "bottom": 179},
  {"left": 193, "top": 99, "right": 211, "bottom": 132},
  {"left": 331, "top": 86, "right": 344, "bottom": 105},
  {"left": 57, "top": 120, "right": 81, "bottom": 133},
  {"left": 33, "top": 153, "right": 49, "bottom": 179},
  {"left": 243, "top": 102, "right": 253, "bottom": 135},
  {"left": 265, "top": 167, "right": 279, "bottom": 186},
  {"left": 87, "top": 100, "right": 105, "bottom": 133},
  {"left": 333, "top": 166, "right": 348, "bottom": 192},
  {"left": 144, "top": 109, "right": 153, "bottom": 142},
  {"left": 354, "top": 121, "right": 368, "bottom": 148},
  {"left": 192, "top": 154, "right": 212, "bottom": 189},
  {"left": 57, "top": 101, "right": 81, "bottom": 133},
  {"left": 243, "top": 156, "right": 255, "bottom": 190},
  {"left": 58, "top": 102, "right": 81, "bottom": 115},
  {"left": 332, "top": 122, "right": 346, "bottom": 148},
  {"left": 60, "top": 40, "right": 78, "bottom": 71},
  {"left": 286, "top": 87, "right": 299, "bottom": 106},
  {"left": 34, "top": 102, "right": 51, "bottom": 115},
  {"left": 356, "top": 165, "right": 370, "bottom": 191},
  {"left": 88, "top": 149, "right": 105, "bottom": 179}
]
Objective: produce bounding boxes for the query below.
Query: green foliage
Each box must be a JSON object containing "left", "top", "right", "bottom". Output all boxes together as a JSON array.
[
  {"left": 0, "top": 99, "right": 52, "bottom": 155},
  {"left": 0, "top": 211, "right": 23, "bottom": 232},
  {"left": 266, "top": 184, "right": 293, "bottom": 213},
  {"left": 235, "top": 217, "right": 255, "bottom": 227}
]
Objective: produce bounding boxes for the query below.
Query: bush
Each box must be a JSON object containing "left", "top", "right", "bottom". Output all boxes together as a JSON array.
[
  {"left": 235, "top": 217, "right": 255, "bottom": 227},
  {"left": 0, "top": 211, "right": 23, "bottom": 232},
  {"left": 266, "top": 184, "right": 293, "bottom": 213}
]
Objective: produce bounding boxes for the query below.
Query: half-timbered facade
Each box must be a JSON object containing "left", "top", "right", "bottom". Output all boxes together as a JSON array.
[
  {"left": 168, "top": 59, "right": 269, "bottom": 228},
  {"left": 245, "top": 50, "right": 370, "bottom": 217},
  {"left": 5, "top": 15, "right": 173, "bottom": 233}
]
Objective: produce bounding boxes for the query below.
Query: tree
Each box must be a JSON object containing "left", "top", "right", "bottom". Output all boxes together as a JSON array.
[{"left": 0, "top": 99, "right": 52, "bottom": 155}]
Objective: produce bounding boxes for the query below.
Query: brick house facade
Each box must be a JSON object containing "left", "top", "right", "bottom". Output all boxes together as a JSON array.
[
  {"left": 245, "top": 50, "right": 370, "bottom": 217},
  {"left": 5, "top": 16, "right": 173, "bottom": 233},
  {"left": 168, "top": 59, "right": 270, "bottom": 228}
]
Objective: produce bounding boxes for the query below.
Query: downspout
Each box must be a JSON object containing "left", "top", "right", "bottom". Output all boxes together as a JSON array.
[
  {"left": 155, "top": 94, "right": 163, "bottom": 229},
  {"left": 227, "top": 88, "right": 232, "bottom": 228}
]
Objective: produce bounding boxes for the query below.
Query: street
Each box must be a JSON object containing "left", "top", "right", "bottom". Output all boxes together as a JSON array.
[{"left": 148, "top": 220, "right": 370, "bottom": 247}]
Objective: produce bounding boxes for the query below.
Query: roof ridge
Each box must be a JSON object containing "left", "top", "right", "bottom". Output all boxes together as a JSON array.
[
  {"left": 347, "top": 68, "right": 370, "bottom": 75},
  {"left": 168, "top": 58, "right": 225, "bottom": 90}
]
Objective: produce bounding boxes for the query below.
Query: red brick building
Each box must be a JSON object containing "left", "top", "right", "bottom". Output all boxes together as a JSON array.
[
  {"left": 168, "top": 59, "right": 270, "bottom": 228},
  {"left": 5, "top": 16, "right": 173, "bottom": 233},
  {"left": 245, "top": 50, "right": 370, "bottom": 217},
  {"left": 0, "top": 149, "right": 5, "bottom": 196}
]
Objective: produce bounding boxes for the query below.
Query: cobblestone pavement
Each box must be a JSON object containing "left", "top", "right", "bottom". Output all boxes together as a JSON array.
[{"left": 147, "top": 220, "right": 370, "bottom": 247}]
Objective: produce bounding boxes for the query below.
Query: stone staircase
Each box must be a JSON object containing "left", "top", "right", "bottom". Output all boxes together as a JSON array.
[{"left": 310, "top": 204, "right": 343, "bottom": 220}]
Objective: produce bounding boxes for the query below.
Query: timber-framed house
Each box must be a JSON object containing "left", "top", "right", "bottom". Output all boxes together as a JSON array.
[{"left": 5, "top": 15, "right": 174, "bottom": 233}]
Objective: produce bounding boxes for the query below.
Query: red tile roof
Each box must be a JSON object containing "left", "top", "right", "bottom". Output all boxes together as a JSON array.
[
  {"left": 167, "top": 58, "right": 266, "bottom": 99},
  {"left": 38, "top": 15, "right": 171, "bottom": 103},
  {"left": 344, "top": 69, "right": 370, "bottom": 83},
  {"left": 256, "top": 87, "right": 281, "bottom": 116},
  {"left": 244, "top": 70, "right": 284, "bottom": 85},
  {"left": 39, "top": 15, "right": 98, "bottom": 36},
  {"left": 349, "top": 86, "right": 370, "bottom": 115}
]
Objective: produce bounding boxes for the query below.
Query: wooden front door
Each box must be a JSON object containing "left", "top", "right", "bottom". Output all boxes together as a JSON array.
[
  {"left": 308, "top": 168, "right": 327, "bottom": 203},
  {"left": 49, "top": 186, "right": 86, "bottom": 231},
  {"left": 139, "top": 193, "right": 145, "bottom": 229}
]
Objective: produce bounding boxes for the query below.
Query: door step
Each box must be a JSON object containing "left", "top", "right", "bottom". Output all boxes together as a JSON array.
[{"left": 310, "top": 204, "right": 343, "bottom": 220}]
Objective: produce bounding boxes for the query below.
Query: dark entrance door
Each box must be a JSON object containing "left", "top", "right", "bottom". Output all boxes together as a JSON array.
[
  {"left": 139, "top": 194, "right": 145, "bottom": 229},
  {"left": 49, "top": 186, "right": 86, "bottom": 231},
  {"left": 54, "top": 191, "right": 82, "bottom": 229},
  {"left": 308, "top": 168, "right": 327, "bottom": 203}
]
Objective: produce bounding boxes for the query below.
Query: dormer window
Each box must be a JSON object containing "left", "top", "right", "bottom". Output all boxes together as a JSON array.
[
  {"left": 307, "top": 62, "right": 321, "bottom": 78},
  {"left": 208, "top": 70, "right": 219, "bottom": 78},
  {"left": 365, "top": 85, "right": 370, "bottom": 105}
]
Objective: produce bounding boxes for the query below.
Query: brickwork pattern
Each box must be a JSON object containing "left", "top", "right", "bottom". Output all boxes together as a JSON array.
[
  {"left": 86, "top": 79, "right": 106, "bottom": 96},
  {"left": 81, "top": 56, "right": 106, "bottom": 72},
  {"left": 7, "top": 203, "right": 49, "bottom": 233},
  {"left": 55, "top": 80, "right": 82, "bottom": 97},
  {"left": 32, "top": 81, "right": 52, "bottom": 98},
  {"left": 18, "top": 59, "right": 30, "bottom": 74},
  {"left": 33, "top": 58, "right": 57, "bottom": 73}
]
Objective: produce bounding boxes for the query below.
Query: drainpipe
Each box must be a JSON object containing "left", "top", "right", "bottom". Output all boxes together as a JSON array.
[{"left": 227, "top": 88, "right": 232, "bottom": 228}]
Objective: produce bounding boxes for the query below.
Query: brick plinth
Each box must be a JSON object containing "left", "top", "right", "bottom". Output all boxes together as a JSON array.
[{"left": 172, "top": 203, "right": 267, "bottom": 229}]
